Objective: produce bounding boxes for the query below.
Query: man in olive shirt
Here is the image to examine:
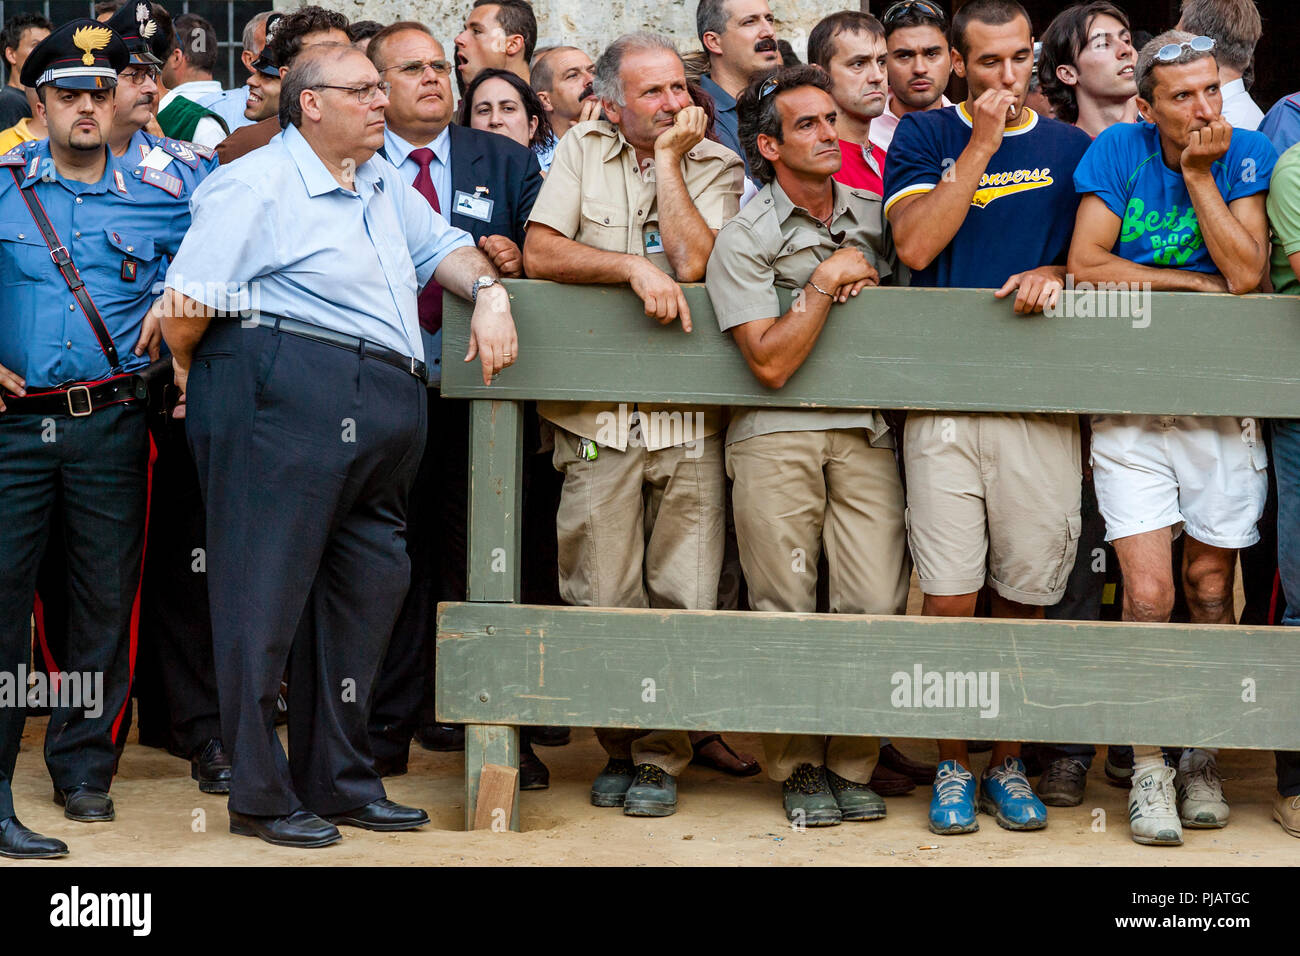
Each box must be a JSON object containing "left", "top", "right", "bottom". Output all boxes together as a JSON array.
[
  {"left": 705, "top": 65, "right": 907, "bottom": 827},
  {"left": 523, "top": 31, "right": 743, "bottom": 818}
]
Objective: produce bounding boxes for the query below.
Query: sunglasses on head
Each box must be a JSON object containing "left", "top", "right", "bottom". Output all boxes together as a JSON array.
[
  {"left": 1154, "top": 34, "right": 1214, "bottom": 63},
  {"left": 882, "top": 0, "right": 946, "bottom": 28}
]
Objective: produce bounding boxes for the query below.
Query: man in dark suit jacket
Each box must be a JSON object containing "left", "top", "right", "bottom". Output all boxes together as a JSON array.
[{"left": 366, "top": 20, "right": 553, "bottom": 785}]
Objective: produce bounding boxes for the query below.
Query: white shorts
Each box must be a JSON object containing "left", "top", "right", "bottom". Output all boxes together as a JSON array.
[{"left": 1090, "top": 415, "right": 1268, "bottom": 549}]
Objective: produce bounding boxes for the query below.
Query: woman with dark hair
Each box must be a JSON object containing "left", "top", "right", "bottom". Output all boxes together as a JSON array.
[{"left": 458, "top": 67, "right": 555, "bottom": 168}]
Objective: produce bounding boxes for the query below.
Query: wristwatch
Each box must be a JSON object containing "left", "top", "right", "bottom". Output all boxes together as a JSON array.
[{"left": 471, "top": 275, "right": 499, "bottom": 302}]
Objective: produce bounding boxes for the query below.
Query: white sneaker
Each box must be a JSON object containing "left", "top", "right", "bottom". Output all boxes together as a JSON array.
[
  {"left": 1176, "top": 748, "right": 1229, "bottom": 828},
  {"left": 1128, "top": 764, "right": 1182, "bottom": 846}
]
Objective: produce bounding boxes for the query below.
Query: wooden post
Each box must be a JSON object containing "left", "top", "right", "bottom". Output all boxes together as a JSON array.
[{"left": 462, "top": 398, "right": 523, "bottom": 831}]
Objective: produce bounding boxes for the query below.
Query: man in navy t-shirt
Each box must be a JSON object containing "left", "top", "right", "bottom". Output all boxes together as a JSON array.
[
  {"left": 1068, "top": 30, "right": 1275, "bottom": 849},
  {"left": 882, "top": 0, "right": 1091, "bottom": 839}
]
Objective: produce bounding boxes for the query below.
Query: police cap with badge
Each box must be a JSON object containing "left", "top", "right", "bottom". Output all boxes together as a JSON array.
[
  {"left": 20, "top": 18, "right": 129, "bottom": 90},
  {"left": 106, "top": 2, "right": 167, "bottom": 67},
  {"left": 250, "top": 13, "right": 283, "bottom": 76}
]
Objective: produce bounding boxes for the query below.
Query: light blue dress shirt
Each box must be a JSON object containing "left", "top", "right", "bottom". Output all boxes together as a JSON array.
[
  {"left": 383, "top": 125, "right": 453, "bottom": 381},
  {"left": 198, "top": 85, "right": 256, "bottom": 134},
  {"left": 0, "top": 141, "right": 193, "bottom": 388},
  {"left": 165, "top": 124, "right": 474, "bottom": 361}
]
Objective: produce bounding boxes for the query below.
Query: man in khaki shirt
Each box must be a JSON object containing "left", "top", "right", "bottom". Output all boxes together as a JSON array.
[
  {"left": 522, "top": 31, "right": 744, "bottom": 818},
  {"left": 706, "top": 65, "right": 909, "bottom": 828}
]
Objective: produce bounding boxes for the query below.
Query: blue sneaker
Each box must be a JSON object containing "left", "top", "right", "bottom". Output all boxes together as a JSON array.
[
  {"left": 980, "top": 756, "right": 1048, "bottom": 830},
  {"left": 929, "top": 760, "right": 979, "bottom": 834}
]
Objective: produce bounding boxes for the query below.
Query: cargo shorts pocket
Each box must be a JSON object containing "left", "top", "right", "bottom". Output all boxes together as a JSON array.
[{"left": 1048, "top": 512, "right": 1084, "bottom": 593}]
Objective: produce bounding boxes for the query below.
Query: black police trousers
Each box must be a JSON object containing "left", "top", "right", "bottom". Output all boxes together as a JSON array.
[
  {"left": 0, "top": 402, "right": 149, "bottom": 820},
  {"left": 186, "top": 321, "right": 425, "bottom": 817}
]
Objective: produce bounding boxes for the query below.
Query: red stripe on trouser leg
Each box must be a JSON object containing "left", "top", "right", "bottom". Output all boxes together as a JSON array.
[
  {"left": 109, "top": 431, "right": 156, "bottom": 749},
  {"left": 32, "top": 593, "right": 60, "bottom": 675}
]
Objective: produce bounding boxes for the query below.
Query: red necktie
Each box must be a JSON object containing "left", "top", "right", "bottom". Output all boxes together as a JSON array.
[{"left": 410, "top": 147, "right": 444, "bottom": 333}]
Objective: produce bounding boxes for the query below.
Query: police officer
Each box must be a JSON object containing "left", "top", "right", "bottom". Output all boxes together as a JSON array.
[{"left": 0, "top": 19, "right": 194, "bottom": 858}]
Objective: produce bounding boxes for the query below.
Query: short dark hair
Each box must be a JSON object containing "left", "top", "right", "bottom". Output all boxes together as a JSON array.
[
  {"left": 2, "top": 13, "right": 51, "bottom": 56},
  {"left": 174, "top": 13, "right": 219, "bottom": 75},
  {"left": 367, "top": 21, "right": 433, "bottom": 69},
  {"left": 473, "top": 0, "right": 537, "bottom": 63},
  {"left": 1134, "top": 28, "right": 1216, "bottom": 102},
  {"left": 950, "top": 0, "right": 1030, "bottom": 60},
  {"left": 93, "top": 1, "right": 123, "bottom": 18},
  {"left": 1037, "top": 2, "right": 1131, "bottom": 124},
  {"left": 696, "top": 0, "right": 729, "bottom": 45},
  {"left": 883, "top": 0, "right": 948, "bottom": 40},
  {"left": 348, "top": 20, "right": 384, "bottom": 43},
  {"left": 269, "top": 5, "right": 350, "bottom": 69},
  {"left": 457, "top": 66, "right": 553, "bottom": 151},
  {"left": 808, "top": 12, "right": 884, "bottom": 71},
  {"left": 1177, "top": 0, "right": 1260, "bottom": 73},
  {"left": 737, "top": 64, "right": 834, "bottom": 185}
]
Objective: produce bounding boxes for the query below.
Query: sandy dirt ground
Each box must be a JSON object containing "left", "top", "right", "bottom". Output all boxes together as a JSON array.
[{"left": 1, "top": 719, "right": 1296, "bottom": 866}]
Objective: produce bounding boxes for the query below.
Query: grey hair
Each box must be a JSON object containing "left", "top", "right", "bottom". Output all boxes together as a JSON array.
[
  {"left": 593, "top": 31, "right": 681, "bottom": 107},
  {"left": 279, "top": 42, "right": 355, "bottom": 130},
  {"left": 696, "top": 0, "right": 730, "bottom": 45},
  {"left": 1178, "top": 0, "right": 1261, "bottom": 73},
  {"left": 1135, "top": 29, "right": 1217, "bottom": 102},
  {"left": 243, "top": 10, "right": 272, "bottom": 55}
]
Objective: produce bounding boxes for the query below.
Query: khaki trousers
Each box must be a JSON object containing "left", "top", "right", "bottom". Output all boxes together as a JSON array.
[
  {"left": 727, "top": 429, "right": 909, "bottom": 784},
  {"left": 553, "top": 426, "right": 725, "bottom": 775}
]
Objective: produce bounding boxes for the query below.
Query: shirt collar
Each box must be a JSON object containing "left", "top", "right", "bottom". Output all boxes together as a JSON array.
[
  {"left": 1220, "top": 77, "right": 1246, "bottom": 99},
  {"left": 284, "top": 123, "right": 384, "bottom": 200},
  {"left": 769, "top": 177, "right": 855, "bottom": 228},
  {"left": 956, "top": 101, "right": 1038, "bottom": 135},
  {"left": 699, "top": 74, "right": 737, "bottom": 112},
  {"left": 595, "top": 119, "right": 637, "bottom": 163},
  {"left": 384, "top": 124, "right": 451, "bottom": 168},
  {"left": 20, "top": 141, "right": 133, "bottom": 198}
]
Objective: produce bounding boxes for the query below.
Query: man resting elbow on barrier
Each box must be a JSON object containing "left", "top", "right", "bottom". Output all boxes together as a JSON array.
[
  {"left": 520, "top": 31, "right": 743, "bottom": 818},
  {"left": 705, "top": 64, "right": 910, "bottom": 827},
  {"left": 1066, "top": 30, "right": 1275, "bottom": 847}
]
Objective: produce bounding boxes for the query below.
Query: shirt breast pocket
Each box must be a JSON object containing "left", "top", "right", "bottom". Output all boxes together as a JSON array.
[
  {"left": 100, "top": 229, "right": 159, "bottom": 286},
  {"left": 774, "top": 232, "right": 828, "bottom": 283},
  {"left": 579, "top": 197, "right": 628, "bottom": 253},
  {"left": 0, "top": 230, "right": 52, "bottom": 284}
]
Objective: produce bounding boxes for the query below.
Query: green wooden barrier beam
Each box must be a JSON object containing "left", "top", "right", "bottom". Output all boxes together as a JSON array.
[
  {"left": 442, "top": 281, "right": 1300, "bottom": 417},
  {"left": 436, "top": 602, "right": 1300, "bottom": 751}
]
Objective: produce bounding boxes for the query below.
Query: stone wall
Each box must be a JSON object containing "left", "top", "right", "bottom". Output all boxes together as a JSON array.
[{"left": 281, "top": 0, "right": 866, "bottom": 64}]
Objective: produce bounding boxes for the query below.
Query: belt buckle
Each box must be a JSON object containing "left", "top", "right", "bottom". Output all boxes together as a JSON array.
[
  {"left": 49, "top": 244, "right": 70, "bottom": 266},
  {"left": 410, "top": 356, "right": 417, "bottom": 376},
  {"left": 66, "top": 384, "right": 93, "bottom": 417}
]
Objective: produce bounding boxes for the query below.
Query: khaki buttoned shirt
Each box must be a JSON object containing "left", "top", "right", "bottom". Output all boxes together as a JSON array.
[
  {"left": 528, "top": 119, "right": 744, "bottom": 451},
  {"left": 705, "top": 178, "right": 895, "bottom": 447}
]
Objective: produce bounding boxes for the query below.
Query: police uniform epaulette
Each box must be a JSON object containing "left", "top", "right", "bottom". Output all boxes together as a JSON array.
[
  {"left": 0, "top": 150, "right": 26, "bottom": 166},
  {"left": 186, "top": 140, "right": 215, "bottom": 160},
  {"left": 160, "top": 137, "right": 201, "bottom": 169},
  {"left": 137, "top": 165, "right": 183, "bottom": 197}
]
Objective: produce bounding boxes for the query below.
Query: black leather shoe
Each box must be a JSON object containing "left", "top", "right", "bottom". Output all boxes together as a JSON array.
[
  {"left": 325, "top": 799, "right": 429, "bottom": 831},
  {"left": 53, "top": 787, "right": 115, "bottom": 822},
  {"left": 530, "top": 725, "right": 572, "bottom": 747},
  {"left": 0, "top": 816, "right": 68, "bottom": 859},
  {"left": 190, "top": 737, "right": 232, "bottom": 794},
  {"left": 229, "top": 808, "right": 341, "bottom": 847},
  {"left": 520, "top": 743, "right": 549, "bottom": 791},
  {"left": 373, "top": 752, "right": 408, "bottom": 777},
  {"left": 415, "top": 723, "right": 464, "bottom": 752}
]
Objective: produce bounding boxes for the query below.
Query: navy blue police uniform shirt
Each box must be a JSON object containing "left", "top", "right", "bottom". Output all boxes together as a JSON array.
[
  {"left": 883, "top": 103, "right": 1093, "bottom": 288},
  {"left": 0, "top": 139, "right": 193, "bottom": 389}
]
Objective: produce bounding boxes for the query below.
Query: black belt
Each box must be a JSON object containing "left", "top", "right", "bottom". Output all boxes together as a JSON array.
[
  {"left": 1, "top": 373, "right": 146, "bottom": 416},
  {"left": 261, "top": 315, "right": 428, "bottom": 384}
]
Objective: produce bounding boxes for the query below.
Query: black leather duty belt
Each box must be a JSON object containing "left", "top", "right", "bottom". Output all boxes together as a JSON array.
[
  {"left": 1, "top": 373, "right": 146, "bottom": 417},
  {"left": 261, "top": 314, "right": 429, "bottom": 384}
]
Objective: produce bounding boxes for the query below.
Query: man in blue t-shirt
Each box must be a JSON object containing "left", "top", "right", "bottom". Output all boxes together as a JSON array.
[
  {"left": 883, "top": 0, "right": 1092, "bottom": 839},
  {"left": 1068, "top": 30, "right": 1275, "bottom": 849}
]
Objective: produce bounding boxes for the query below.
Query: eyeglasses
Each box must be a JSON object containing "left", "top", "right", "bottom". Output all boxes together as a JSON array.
[
  {"left": 311, "top": 81, "right": 391, "bottom": 104},
  {"left": 379, "top": 59, "right": 453, "bottom": 78},
  {"left": 1154, "top": 34, "right": 1214, "bottom": 63},
  {"left": 119, "top": 66, "right": 161, "bottom": 85},
  {"left": 882, "top": 0, "right": 945, "bottom": 28},
  {"left": 758, "top": 74, "right": 779, "bottom": 100}
]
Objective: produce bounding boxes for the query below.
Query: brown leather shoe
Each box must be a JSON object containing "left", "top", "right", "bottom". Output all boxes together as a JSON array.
[
  {"left": 869, "top": 762, "right": 915, "bottom": 796},
  {"left": 879, "top": 743, "right": 937, "bottom": 785},
  {"left": 1274, "top": 791, "right": 1300, "bottom": 838}
]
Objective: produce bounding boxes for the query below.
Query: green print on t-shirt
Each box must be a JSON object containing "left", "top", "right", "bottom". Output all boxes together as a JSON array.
[{"left": 1120, "top": 196, "right": 1203, "bottom": 266}]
